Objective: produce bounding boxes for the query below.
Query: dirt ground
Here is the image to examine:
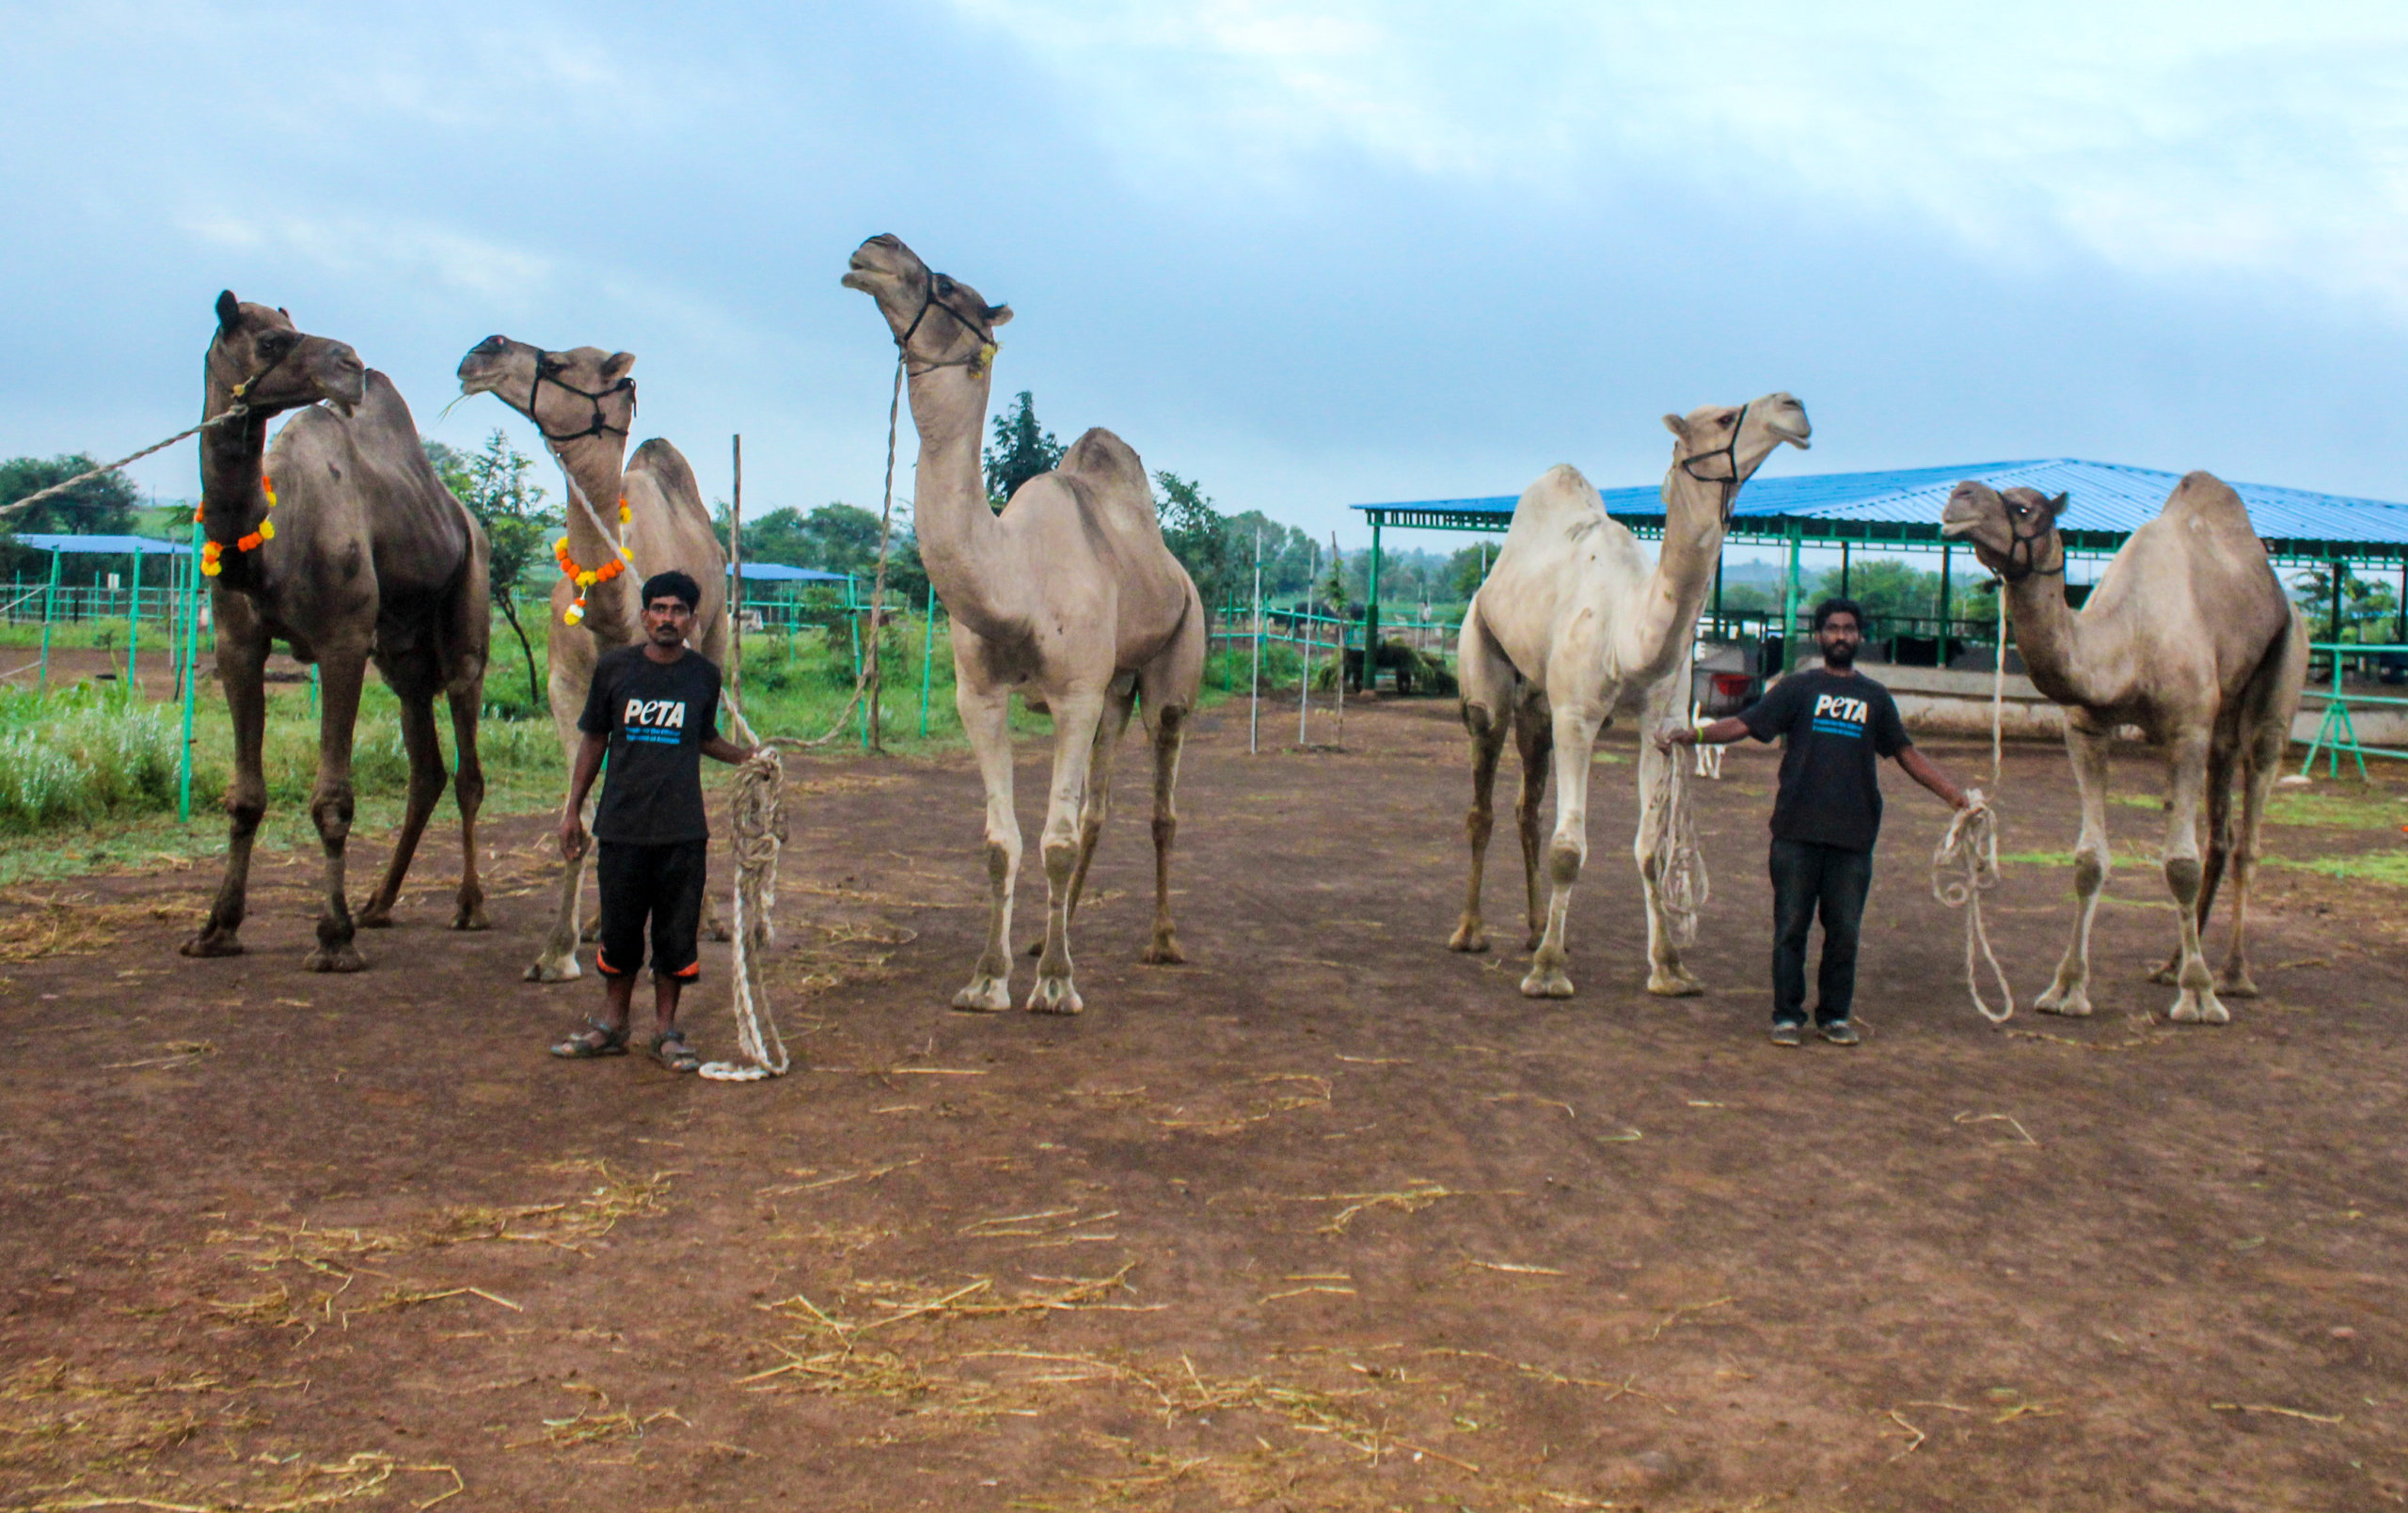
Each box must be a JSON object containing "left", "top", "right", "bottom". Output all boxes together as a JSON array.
[{"left": 4, "top": 698, "right": 2406, "bottom": 1512}]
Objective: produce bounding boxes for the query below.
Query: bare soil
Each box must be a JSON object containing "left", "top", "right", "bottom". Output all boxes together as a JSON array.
[{"left": 4, "top": 699, "right": 2405, "bottom": 1512}]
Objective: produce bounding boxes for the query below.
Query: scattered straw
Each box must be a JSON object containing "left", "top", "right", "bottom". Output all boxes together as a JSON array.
[
  {"left": 1640, "top": 1296, "right": 1735, "bottom": 1343},
  {"left": 0, "top": 893, "right": 183, "bottom": 963},
  {"left": 1464, "top": 1260, "right": 1566, "bottom": 1277},
  {"left": 1953, "top": 1111, "right": 2040, "bottom": 1146},
  {"left": 101, "top": 1041, "right": 215, "bottom": 1071},
  {"left": 2210, "top": 1401, "right": 2343, "bottom": 1424},
  {"left": 1293, "top": 1183, "right": 1470, "bottom": 1236},
  {"left": 758, "top": 1157, "right": 924, "bottom": 1196}
]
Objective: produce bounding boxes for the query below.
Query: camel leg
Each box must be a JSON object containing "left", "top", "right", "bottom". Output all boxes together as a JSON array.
[
  {"left": 356, "top": 689, "right": 448, "bottom": 929},
  {"left": 304, "top": 650, "right": 371, "bottom": 973},
  {"left": 1447, "top": 702, "right": 1509, "bottom": 954},
  {"left": 954, "top": 683, "right": 1020, "bottom": 1012},
  {"left": 2218, "top": 709, "right": 2289, "bottom": 999},
  {"left": 1522, "top": 700, "right": 1604, "bottom": 999},
  {"left": 1028, "top": 691, "right": 1108, "bottom": 1015},
  {"left": 2160, "top": 734, "right": 2226, "bottom": 1025},
  {"left": 1029, "top": 678, "right": 1135, "bottom": 956},
  {"left": 1140, "top": 702, "right": 1188, "bottom": 965},
  {"left": 1512, "top": 697, "right": 1555, "bottom": 954},
  {"left": 182, "top": 599, "right": 269, "bottom": 958},
  {"left": 526, "top": 718, "right": 592, "bottom": 982},
  {"left": 446, "top": 683, "right": 489, "bottom": 930},
  {"left": 2036, "top": 727, "right": 2113, "bottom": 1017},
  {"left": 1636, "top": 730, "right": 1703, "bottom": 997},
  {"left": 2155, "top": 744, "right": 2234, "bottom": 985}
]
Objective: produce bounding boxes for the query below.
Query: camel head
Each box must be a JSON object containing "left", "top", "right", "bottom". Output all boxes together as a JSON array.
[
  {"left": 207, "top": 292, "right": 365, "bottom": 418},
  {"left": 456, "top": 337, "right": 636, "bottom": 446},
  {"left": 1660, "top": 392, "right": 1811, "bottom": 522},
  {"left": 1941, "top": 481, "right": 2068, "bottom": 580},
  {"left": 843, "top": 234, "right": 1011, "bottom": 377}
]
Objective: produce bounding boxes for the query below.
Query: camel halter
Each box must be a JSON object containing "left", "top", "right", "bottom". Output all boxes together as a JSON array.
[
  {"left": 527, "top": 350, "right": 634, "bottom": 443},
  {"left": 1995, "top": 515, "right": 2066, "bottom": 583},
  {"left": 895, "top": 269, "right": 999, "bottom": 377},
  {"left": 1677, "top": 402, "right": 1751, "bottom": 523}
]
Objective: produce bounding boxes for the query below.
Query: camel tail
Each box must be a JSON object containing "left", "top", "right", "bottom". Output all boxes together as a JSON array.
[{"left": 629, "top": 438, "right": 711, "bottom": 529}]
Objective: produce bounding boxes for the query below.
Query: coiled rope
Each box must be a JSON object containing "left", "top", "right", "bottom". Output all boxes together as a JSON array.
[
  {"left": 1930, "top": 581, "right": 2015, "bottom": 1023},
  {"left": 700, "top": 747, "right": 790, "bottom": 1080},
  {"left": 1645, "top": 684, "right": 1709, "bottom": 948}
]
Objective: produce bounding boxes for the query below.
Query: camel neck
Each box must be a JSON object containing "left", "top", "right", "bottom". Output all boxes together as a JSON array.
[
  {"left": 904, "top": 362, "right": 1017, "bottom": 635},
  {"left": 551, "top": 433, "right": 626, "bottom": 566},
  {"left": 1617, "top": 466, "right": 1730, "bottom": 682},
  {"left": 196, "top": 381, "right": 271, "bottom": 546},
  {"left": 2001, "top": 554, "right": 2114, "bottom": 709}
]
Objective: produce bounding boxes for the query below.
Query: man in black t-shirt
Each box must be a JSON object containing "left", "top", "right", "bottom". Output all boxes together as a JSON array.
[
  {"left": 548, "top": 571, "right": 755, "bottom": 1072},
  {"left": 1661, "top": 598, "right": 1974, "bottom": 1047}
]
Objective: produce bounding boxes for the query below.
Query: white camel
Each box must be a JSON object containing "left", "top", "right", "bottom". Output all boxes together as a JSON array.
[
  {"left": 1451, "top": 396, "right": 1812, "bottom": 998},
  {"left": 843, "top": 234, "right": 1204, "bottom": 1016}
]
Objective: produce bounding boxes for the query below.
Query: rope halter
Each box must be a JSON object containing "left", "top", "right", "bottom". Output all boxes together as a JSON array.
[
  {"left": 527, "top": 349, "right": 635, "bottom": 443},
  {"left": 1676, "top": 402, "right": 1751, "bottom": 525},
  {"left": 895, "top": 268, "right": 1000, "bottom": 378}
]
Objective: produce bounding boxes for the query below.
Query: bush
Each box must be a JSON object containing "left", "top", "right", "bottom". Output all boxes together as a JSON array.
[{"left": 0, "top": 688, "right": 182, "bottom": 830}]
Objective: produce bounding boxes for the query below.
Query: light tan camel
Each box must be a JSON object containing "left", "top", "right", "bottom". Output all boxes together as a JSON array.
[
  {"left": 1941, "top": 476, "right": 2307, "bottom": 1024},
  {"left": 183, "top": 292, "right": 492, "bottom": 969},
  {"left": 1451, "top": 395, "right": 1812, "bottom": 998},
  {"left": 455, "top": 337, "right": 731, "bottom": 981},
  {"left": 844, "top": 233, "right": 1204, "bottom": 1016}
]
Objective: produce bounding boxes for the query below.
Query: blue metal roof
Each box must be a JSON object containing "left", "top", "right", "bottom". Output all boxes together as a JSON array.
[
  {"left": 730, "top": 562, "right": 848, "bottom": 583},
  {"left": 8, "top": 532, "right": 191, "bottom": 555},
  {"left": 1354, "top": 459, "right": 2408, "bottom": 552}
]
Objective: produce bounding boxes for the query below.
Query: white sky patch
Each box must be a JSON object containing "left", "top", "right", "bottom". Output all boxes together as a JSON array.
[
  {"left": 950, "top": 0, "right": 2408, "bottom": 315},
  {"left": 178, "top": 211, "right": 558, "bottom": 307}
]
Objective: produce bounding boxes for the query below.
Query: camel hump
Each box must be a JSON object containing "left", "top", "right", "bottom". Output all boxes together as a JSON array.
[
  {"left": 1058, "top": 428, "right": 1150, "bottom": 496},
  {"left": 1508, "top": 464, "right": 1606, "bottom": 538},
  {"left": 629, "top": 437, "right": 701, "bottom": 502},
  {"left": 2162, "top": 469, "right": 2250, "bottom": 528}
]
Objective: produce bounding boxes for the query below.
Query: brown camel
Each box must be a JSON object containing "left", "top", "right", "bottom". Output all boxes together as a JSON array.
[
  {"left": 1941, "top": 475, "right": 2308, "bottom": 1024},
  {"left": 844, "top": 234, "right": 1204, "bottom": 1016},
  {"left": 455, "top": 337, "right": 730, "bottom": 981},
  {"left": 183, "top": 292, "right": 493, "bottom": 970}
]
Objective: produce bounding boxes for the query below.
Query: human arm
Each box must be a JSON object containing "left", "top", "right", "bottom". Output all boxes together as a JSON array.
[
  {"left": 558, "top": 732, "right": 607, "bottom": 860},
  {"left": 1894, "top": 745, "right": 1972, "bottom": 811},
  {"left": 702, "top": 734, "right": 757, "bottom": 765},
  {"left": 1655, "top": 716, "right": 1751, "bottom": 751}
]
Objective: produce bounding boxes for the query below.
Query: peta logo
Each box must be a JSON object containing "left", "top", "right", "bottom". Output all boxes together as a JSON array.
[
  {"left": 1814, "top": 693, "right": 1869, "bottom": 724},
  {"left": 623, "top": 699, "right": 687, "bottom": 729}
]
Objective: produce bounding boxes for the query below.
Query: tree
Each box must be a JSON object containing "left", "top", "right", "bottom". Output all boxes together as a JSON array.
[
  {"left": 2291, "top": 563, "right": 2402, "bottom": 643},
  {"left": 723, "top": 500, "right": 928, "bottom": 605},
  {"left": 1446, "top": 541, "right": 1501, "bottom": 601},
  {"left": 1153, "top": 471, "right": 1236, "bottom": 613},
  {"left": 1, "top": 453, "right": 138, "bottom": 536},
  {"left": 429, "top": 433, "right": 557, "bottom": 710},
  {"left": 1815, "top": 557, "right": 1943, "bottom": 630},
  {"left": 983, "top": 390, "right": 1064, "bottom": 511}
]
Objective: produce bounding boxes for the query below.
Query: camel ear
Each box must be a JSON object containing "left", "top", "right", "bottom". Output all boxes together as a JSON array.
[
  {"left": 985, "top": 304, "right": 1013, "bottom": 327},
  {"left": 1661, "top": 414, "right": 1689, "bottom": 441},
  {"left": 2047, "top": 491, "right": 2070, "bottom": 519},
  {"left": 603, "top": 352, "right": 637, "bottom": 381},
  {"left": 215, "top": 291, "right": 241, "bottom": 331}
]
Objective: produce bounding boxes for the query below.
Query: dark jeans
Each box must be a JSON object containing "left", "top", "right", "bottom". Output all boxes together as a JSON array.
[
  {"left": 1768, "top": 839, "right": 1874, "bottom": 1027},
  {"left": 595, "top": 839, "right": 709, "bottom": 981}
]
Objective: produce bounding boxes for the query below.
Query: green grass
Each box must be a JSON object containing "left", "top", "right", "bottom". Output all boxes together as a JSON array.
[
  {"left": 1999, "top": 850, "right": 2080, "bottom": 868},
  {"left": 2264, "top": 790, "right": 2408, "bottom": 830},
  {"left": 2265, "top": 853, "right": 2408, "bottom": 888}
]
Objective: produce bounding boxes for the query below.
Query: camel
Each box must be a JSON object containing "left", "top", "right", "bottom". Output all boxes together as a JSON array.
[
  {"left": 843, "top": 233, "right": 1203, "bottom": 1016},
  {"left": 182, "top": 292, "right": 493, "bottom": 969},
  {"left": 1941, "top": 476, "right": 2308, "bottom": 1024},
  {"left": 455, "top": 337, "right": 731, "bottom": 982},
  {"left": 1450, "top": 395, "right": 1813, "bottom": 998}
]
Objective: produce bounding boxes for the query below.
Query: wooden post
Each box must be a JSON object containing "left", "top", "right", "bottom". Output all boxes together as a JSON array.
[
  {"left": 1330, "top": 532, "right": 1345, "bottom": 747},
  {"left": 1248, "top": 529, "right": 1262, "bottom": 754},
  {"left": 1298, "top": 541, "right": 1316, "bottom": 745},
  {"left": 180, "top": 523, "right": 199, "bottom": 821}
]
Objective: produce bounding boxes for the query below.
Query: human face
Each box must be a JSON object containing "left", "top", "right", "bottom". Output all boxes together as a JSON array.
[
  {"left": 642, "top": 594, "right": 694, "bottom": 649},
  {"left": 1816, "top": 612, "right": 1861, "bottom": 670}
]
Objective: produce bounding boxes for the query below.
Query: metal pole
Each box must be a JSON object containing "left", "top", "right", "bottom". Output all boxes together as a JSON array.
[
  {"left": 851, "top": 613, "right": 866, "bottom": 749},
  {"left": 1938, "top": 544, "right": 1953, "bottom": 668},
  {"left": 1298, "top": 541, "right": 1316, "bottom": 744},
  {"left": 730, "top": 433, "right": 743, "bottom": 701},
  {"left": 38, "top": 548, "right": 60, "bottom": 690},
  {"left": 1711, "top": 551, "right": 1724, "bottom": 638},
  {"left": 126, "top": 549, "right": 140, "bottom": 694},
  {"left": 1840, "top": 539, "right": 1851, "bottom": 599},
  {"left": 2329, "top": 559, "right": 2345, "bottom": 645},
  {"left": 180, "top": 523, "right": 199, "bottom": 821},
  {"left": 1330, "top": 532, "right": 1346, "bottom": 746},
  {"left": 920, "top": 585, "right": 936, "bottom": 738},
  {"left": 1364, "top": 516, "right": 1384, "bottom": 692},
  {"left": 1778, "top": 521, "right": 1801, "bottom": 673},
  {"left": 1248, "top": 528, "right": 1262, "bottom": 754}
]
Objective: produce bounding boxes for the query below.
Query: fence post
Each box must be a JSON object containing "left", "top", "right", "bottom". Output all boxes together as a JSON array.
[
  {"left": 38, "top": 547, "right": 60, "bottom": 690},
  {"left": 180, "top": 522, "right": 200, "bottom": 821},
  {"left": 1938, "top": 544, "right": 1953, "bottom": 668},
  {"left": 920, "top": 587, "right": 937, "bottom": 739},
  {"left": 1777, "top": 521, "right": 1801, "bottom": 673},
  {"left": 126, "top": 548, "right": 140, "bottom": 695}
]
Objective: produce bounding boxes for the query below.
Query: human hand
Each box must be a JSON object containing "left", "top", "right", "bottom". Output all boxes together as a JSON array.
[
  {"left": 1959, "top": 785, "right": 1985, "bottom": 813},
  {"left": 557, "top": 812, "right": 588, "bottom": 862},
  {"left": 1652, "top": 722, "right": 1688, "bottom": 753}
]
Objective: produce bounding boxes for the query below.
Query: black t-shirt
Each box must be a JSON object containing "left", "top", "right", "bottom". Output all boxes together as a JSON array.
[
  {"left": 578, "top": 644, "right": 722, "bottom": 845},
  {"left": 1737, "top": 667, "right": 1911, "bottom": 852}
]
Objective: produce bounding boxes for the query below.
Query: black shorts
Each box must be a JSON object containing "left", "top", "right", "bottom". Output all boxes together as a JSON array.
[{"left": 594, "top": 839, "right": 708, "bottom": 981}]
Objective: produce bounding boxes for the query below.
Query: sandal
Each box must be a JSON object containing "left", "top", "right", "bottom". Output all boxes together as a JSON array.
[
  {"left": 650, "top": 1028, "right": 701, "bottom": 1074},
  {"left": 550, "top": 1019, "right": 629, "bottom": 1059}
]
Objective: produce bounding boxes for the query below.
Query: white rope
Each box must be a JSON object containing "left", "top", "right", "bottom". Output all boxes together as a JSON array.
[
  {"left": 1931, "top": 581, "right": 2015, "bottom": 1023},
  {"left": 0, "top": 408, "right": 249, "bottom": 524},
  {"left": 1645, "top": 682, "right": 1709, "bottom": 949},
  {"left": 700, "top": 747, "right": 791, "bottom": 1080}
]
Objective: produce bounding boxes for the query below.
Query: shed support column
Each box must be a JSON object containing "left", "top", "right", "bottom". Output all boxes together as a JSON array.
[
  {"left": 1778, "top": 522, "right": 1801, "bottom": 673},
  {"left": 1840, "top": 540, "right": 1850, "bottom": 599},
  {"left": 2328, "top": 560, "right": 2344, "bottom": 646},
  {"left": 1711, "top": 553, "right": 1724, "bottom": 638},
  {"left": 38, "top": 548, "right": 60, "bottom": 691},
  {"left": 1938, "top": 544, "right": 1953, "bottom": 668},
  {"left": 1364, "top": 516, "right": 1383, "bottom": 691}
]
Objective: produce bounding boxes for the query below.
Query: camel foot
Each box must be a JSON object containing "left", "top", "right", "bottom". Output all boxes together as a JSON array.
[
  {"left": 1646, "top": 967, "right": 1704, "bottom": 998},
  {"left": 2148, "top": 958, "right": 2181, "bottom": 986},
  {"left": 1139, "top": 935, "right": 1184, "bottom": 966},
  {"left": 180, "top": 930, "right": 245, "bottom": 959},
  {"left": 356, "top": 908, "right": 394, "bottom": 930},
  {"left": 1447, "top": 921, "right": 1490, "bottom": 954},
  {"left": 305, "top": 944, "right": 367, "bottom": 973},
  {"left": 523, "top": 953, "right": 582, "bottom": 984},
  {"left": 1025, "top": 974, "right": 1084, "bottom": 1016},
  {"left": 2035, "top": 985, "right": 2093, "bottom": 1017},
  {"left": 2167, "top": 986, "right": 2230, "bottom": 1025},
  {"left": 452, "top": 904, "right": 491, "bottom": 932},
  {"left": 1519, "top": 963, "right": 1576, "bottom": 999},
  {"left": 952, "top": 974, "right": 1011, "bottom": 1013},
  {"left": 2218, "top": 970, "right": 2260, "bottom": 999}
]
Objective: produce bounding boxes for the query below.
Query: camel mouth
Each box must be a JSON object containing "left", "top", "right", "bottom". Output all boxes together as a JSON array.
[{"left": 1938, "top": 515, "right": 1978, "bottom": 540}]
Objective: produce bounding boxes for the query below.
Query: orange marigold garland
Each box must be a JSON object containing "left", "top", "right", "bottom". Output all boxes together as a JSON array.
[
  {"left": 198, "top": 472, "right": 277, "bottom": 576},
  {"left": 556, "top": 535, "right": 635, "bottom": 625}
]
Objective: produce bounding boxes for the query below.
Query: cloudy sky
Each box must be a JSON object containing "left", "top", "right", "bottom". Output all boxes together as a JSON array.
[{"left": 5, "top": 1, "right": 2405, "bottom": 545}]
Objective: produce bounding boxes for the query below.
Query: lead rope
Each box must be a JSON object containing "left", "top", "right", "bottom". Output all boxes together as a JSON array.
[
  {"left": 0, "top": 407, "right": 255, "bottom": 524},
  {"left": 1645, "top": 677, "right": 1709, "bottom": 948},
  {"left": 1931, "top": 581, "right": 2014, "bottom": 1023}
]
